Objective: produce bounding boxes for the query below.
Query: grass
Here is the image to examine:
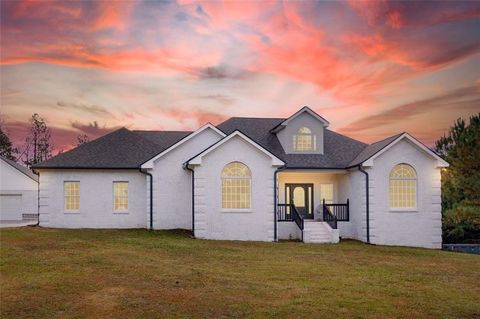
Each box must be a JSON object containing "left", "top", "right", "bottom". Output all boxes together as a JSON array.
[{"left": 1, "top": 228, "right": 479, "bottom": 319}]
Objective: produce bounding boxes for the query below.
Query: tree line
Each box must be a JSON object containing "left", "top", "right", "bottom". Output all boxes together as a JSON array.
[{"left": 0, "top": 113, "right": 89, "bottom": 166}]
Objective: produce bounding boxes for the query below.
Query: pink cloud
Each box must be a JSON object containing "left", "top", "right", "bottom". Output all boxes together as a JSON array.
[
  {"left": 1, "top": 0, "right": 479, "bottom": 150},
  {"left": 348, "top": 0, "right": 480, "bottom": 28}
]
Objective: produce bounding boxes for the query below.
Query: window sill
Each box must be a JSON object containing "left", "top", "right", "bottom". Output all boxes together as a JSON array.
[
  {"left": 113, "top": 211, "right": 129, "bottom": 215},
  {"left": 221, "top": 209, "right": 253, "bottom": 213},
  {"left": 64, "top": 211, "right": 80, "bottom": 214},
  {"left": 389, "top": 208, "right": 418, "bottom": 213}
]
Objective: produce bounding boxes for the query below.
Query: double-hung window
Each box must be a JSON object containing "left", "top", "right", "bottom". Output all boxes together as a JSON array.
[
  {"left": 113, "top": 182, "right": 129, "bottom": 211},
  {"left": 64, "top": 181, "right": 80, "bottom": 211}
]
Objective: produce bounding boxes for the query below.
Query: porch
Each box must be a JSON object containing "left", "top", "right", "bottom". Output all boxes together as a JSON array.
[{"left": 275, "top": 169, "right": 351, "bottom": 243}]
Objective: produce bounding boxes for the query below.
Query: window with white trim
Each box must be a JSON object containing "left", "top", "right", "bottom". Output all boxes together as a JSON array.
[
  {"left": 64, "top": 181, "right": 80, "bottom": 210},
  {"left": 389, "top": 164, "right": 417, "bottom": 209},
  {"left": 320, "top": 184, "right": 333, "bottom": 204},
  {"left": 113, "top": 182, "right": 129, "bottom": 211},
  {"left": 221, "top": 162, "right": 251, "bottom": 209},
  {"left": 293, "top": 127, "right": 316, "bottom": 151}
]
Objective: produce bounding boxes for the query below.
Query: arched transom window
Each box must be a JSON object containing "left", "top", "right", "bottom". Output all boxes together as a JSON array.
[
  {"left": 389, "top": 164, "right": 417, "bottom": 209},
  {"left": 294, "top": 127, "right": 316, "bottom": 151},
  {"left": 221, "top": 162, "right": 251, "bottom": 209}
]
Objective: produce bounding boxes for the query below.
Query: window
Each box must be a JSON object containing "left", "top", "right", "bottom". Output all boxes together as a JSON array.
[
  {"left": 64, "top": 181, "right": 80, "bottom": 210},
  {"left": 320, "top": 184, "right": 333, "bottom": 204},
  {"left": 113, "top": 182, "right": 129, "bottom": 211},
  {"left": 221, "top": 162, "right": 251, "bottom": 209},
  {"left": 293, "top": 127, "right": 316, "bottom": 151},
  {"left": 389, "top": 164, "right": 417, "bottom": 209}
]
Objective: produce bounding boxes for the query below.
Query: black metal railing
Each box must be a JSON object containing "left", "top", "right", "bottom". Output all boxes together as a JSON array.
[
  {"left": 277, "top": 203, "right": 293, "bottom": 221},
  {"left": 322, "top": 202, "right": 338, "bottom": 229},
  {"left": 290, "top": 204, "right": 304, "bottom": 231},
  {"left": 323, "top": 199, "right": 349, "bottom": 221},
  {"left": 277, "top": 203, "right": 304, "bottom": 230}
]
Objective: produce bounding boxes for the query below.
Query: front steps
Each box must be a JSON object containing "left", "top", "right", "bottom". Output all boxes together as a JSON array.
[{"left": 303, "top": 220, "right": 339, "bottom": 244}]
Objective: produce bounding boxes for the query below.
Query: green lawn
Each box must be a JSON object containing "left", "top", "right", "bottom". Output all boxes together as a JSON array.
[{"left": 1, "top": 228, "right": 479, "bottom": 319}]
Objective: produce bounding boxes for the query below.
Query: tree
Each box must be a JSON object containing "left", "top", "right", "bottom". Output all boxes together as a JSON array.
[
  {"left": 20, "top": 113, "right": 53, "bottom": 167},
  {"left": 0, "top": 126, "right": 18, "bottom": 160},
  {"left": 77, "top": 134, "right": 90, "bottom": 146},
  {"left": 435, "top": 113, "right": 480, "bottom": 243}
]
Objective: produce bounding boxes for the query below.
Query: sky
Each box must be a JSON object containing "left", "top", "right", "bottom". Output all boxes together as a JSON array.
[{"left": 1, "top": 0, "right": 479, "bottom": 153}]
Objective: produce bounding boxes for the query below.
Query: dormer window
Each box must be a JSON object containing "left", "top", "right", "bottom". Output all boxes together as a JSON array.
[{"left": 293, "top": 127, "right": 316, "bottom": 151}]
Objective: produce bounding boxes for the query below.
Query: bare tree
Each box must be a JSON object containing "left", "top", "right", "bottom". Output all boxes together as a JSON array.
[
  {"left": 77, "top": 134, "right": 90, "bottom": 146},
  {"left": 20, "top": 113, "right": 53, "bottom": 167}
]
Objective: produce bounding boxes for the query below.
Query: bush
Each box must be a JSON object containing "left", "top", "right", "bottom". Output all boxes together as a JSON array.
[{"left": 443, "top": 201, "right": 480, "bottom": 244}]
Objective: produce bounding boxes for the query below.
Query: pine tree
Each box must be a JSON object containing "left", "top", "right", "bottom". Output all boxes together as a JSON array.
[
  {"left": 0, "top": 126, "right": 17, "bottom": 160},
  {"left": 435, "top": 114, "right": 480, "bottom": 243}
]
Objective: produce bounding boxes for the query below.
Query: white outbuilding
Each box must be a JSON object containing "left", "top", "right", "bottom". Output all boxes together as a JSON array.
[{"left": 0, "top": 156, "right": 38, "bottom": 222}]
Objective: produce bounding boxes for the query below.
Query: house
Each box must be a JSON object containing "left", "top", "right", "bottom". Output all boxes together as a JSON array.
[
  {"left": 32, "top": 107, "right": 448, "bottom": 248},
  {"left": 0, "top": 155, "right": 39, "bottom": 222}
]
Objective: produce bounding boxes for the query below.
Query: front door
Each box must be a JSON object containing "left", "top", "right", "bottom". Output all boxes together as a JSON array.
[{"left": 286, "top": 184, "right": 314, "bottom": 219}]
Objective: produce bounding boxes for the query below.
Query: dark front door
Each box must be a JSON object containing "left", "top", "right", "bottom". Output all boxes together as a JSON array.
[{"left": 286, "top": 183, "right": 314, "bottom": 219}]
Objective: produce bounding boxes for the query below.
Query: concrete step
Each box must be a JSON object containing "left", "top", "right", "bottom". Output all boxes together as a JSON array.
[{"left": 302, "top": 221, "right": 338, "bottom": 244}]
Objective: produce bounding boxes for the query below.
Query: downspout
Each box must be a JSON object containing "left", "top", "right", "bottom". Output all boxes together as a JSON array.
[
  {"left": 139, "top": 168, "right": 153, "bottom": 230},
  {"left": 273, "top": 165, "right": 287, "bottom": 241},
  {"left": 33, "top": 170, "right": 40, "bottom": 226},
  {"left": 184, "top": 164, "right": 195, "bottom": 238},
  {"left": 357, "top": 165, "right": 370, "bottom": 244}
]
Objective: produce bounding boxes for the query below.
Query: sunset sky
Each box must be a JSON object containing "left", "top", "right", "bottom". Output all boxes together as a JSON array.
[{"left": 1, "top": 0, "right": 479, "bottom": 153}]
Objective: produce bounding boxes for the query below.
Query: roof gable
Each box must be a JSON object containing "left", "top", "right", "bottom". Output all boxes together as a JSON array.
[
  {"left": 350, "top": 133, "right": 449, "bottom": 168},
  {"left": 271, "top": 106, "right": 329, "bottom": 133},
  {"left": 141, "top": 123, "right": 225, "bottom": 169},
  {"left": 1, "top": 156, "right": 38, "bottom": 182},
  {"left": 186, "top": 130, "right": 285, "bottom": 167},
  {"left": 348, "top": 133, "right": 403, "bottom": 167}
]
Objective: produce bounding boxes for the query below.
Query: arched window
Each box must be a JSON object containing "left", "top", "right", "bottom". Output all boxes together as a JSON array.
[
  {"left": 221, "top": 162, "right": 251, "bottom": 209},
  {"left": 389, "top": 164, "right": 417, "bottom": 209},
  {"left": 294, "top": 127, "right": 316, "bottom": 151}
]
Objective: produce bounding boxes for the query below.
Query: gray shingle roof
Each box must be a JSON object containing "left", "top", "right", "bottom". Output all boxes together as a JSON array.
[
  {"left": 218, "top": 117, "right": 368, "bottom": 168},
  {"left": 32, "top": 117, "right": 401, "bottom": 170},
  {"left": 218, "top": 117, "right": 286, "bottom": 156},
  {"left": 32, "top": 128, "right": 187, "bottom": 169},
  {"left": 348, "top": 133, "right": 403, "bottom": 167},
  {"left": 1, "top": 155, "right": 38, "bottom": 181},
  {"left": 133, "top": 130, "right": 191, "bottom": 151}
]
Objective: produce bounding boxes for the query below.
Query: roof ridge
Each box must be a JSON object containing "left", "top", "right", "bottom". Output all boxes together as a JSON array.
[
  {"left": 226, "top": 116, "right": 286, "bottom": 120},
  {"left": 368, "top": 132, "right": 404, "bottom": 146},
  {"left": 133, "top": 130, "right": 192, "bottom": 133},
  {"left": 32, "top": 127, "right": 160, "bottom": 169},
  {"left": 61, "top": 127, "right": 132, "bottom": 153},
  {"left": 326, "top": 129, "right": 368, "bottom": 146}
]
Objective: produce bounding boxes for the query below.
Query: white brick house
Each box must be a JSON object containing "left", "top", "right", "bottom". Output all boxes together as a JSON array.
[{"left": 32, "top": 106, "right": 448, "bottom": 248}]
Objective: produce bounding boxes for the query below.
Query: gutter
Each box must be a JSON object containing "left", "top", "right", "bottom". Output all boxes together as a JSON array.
[
  {"left": 184, "top": 164, "right": 195, "bottom": 238},
  {"left": 32, "top": 170, "right": 40, "bottom": 226},
  {"left": 139, "top": 168, "right": 153, "bottom": 230},
  {"left": 273, "top": 165, "right": 287, "bottom": 241},
  {"left": 357, "top": 165, "right": 370, "bottom": 244}
]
